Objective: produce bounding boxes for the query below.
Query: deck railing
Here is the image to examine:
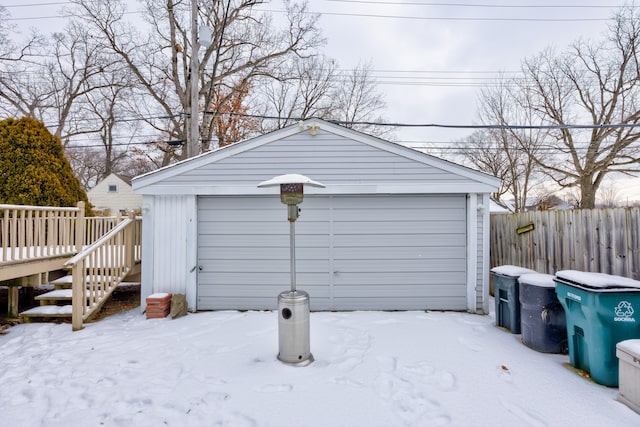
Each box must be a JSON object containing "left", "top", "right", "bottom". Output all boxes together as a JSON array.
[
  {"left": 85, "top": 216, "right": 121, "bottom": 245},
  {"left": 0, "top": 202, "right": 85, "bottom": 263},
  {"left": 0, "top": 204, "right": 140, "bottom": 267},
  {"left": 67, "top": 213, "right": 142, "bottom": 331}
]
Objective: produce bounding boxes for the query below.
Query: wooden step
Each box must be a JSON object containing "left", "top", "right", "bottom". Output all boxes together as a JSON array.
[
  {"left": 50, "top": 275, "right": 73, "bottom": 288},
  {"left": 34, "top": 282, "right": 139, "bottom": 304},
  {"left": 49, "top": 275, "right": 120, "bottom": 289},
  {"left": 20, "top": 305, "right": 72, "bottom": 320},
  {"left": 35, "top": 289, "right": 76, "bottom": 305}
]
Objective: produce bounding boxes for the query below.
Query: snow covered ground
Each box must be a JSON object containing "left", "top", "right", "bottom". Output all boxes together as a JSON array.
[{"left": 0, "top": 307, "right": 637, "bottom": 426}]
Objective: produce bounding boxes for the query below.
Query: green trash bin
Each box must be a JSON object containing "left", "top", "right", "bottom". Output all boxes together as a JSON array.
[
  {"left": 490, "top": 265, "right": 537, "bottom": 334},
  {"left": 555, "top": 270, "right": 640, "bottom": 387}
]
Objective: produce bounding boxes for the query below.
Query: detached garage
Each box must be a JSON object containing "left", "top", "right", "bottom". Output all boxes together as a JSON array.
[{"left": 132, "top": 119, "right": 500, "bottom": 314}]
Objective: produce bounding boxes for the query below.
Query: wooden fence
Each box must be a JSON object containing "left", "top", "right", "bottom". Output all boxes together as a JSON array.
[{"left": 490, "top": 208, "right": 640, "bottom": 280}]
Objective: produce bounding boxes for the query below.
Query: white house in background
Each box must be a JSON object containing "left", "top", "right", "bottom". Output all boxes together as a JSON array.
[
  {"left": 490, "top": 198, "right": 513, "bottom": 214},
  {"left": 132, "top": 119, "right": 501, "bottom": 314},
  {"left": 88, "top": 173, "right": 143, "bottom": 215}
]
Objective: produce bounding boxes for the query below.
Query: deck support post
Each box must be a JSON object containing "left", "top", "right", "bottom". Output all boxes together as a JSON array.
[
  {"left": 7, "top": 279, "right": 20, "bottom": 318},
  {"left": 71, "top": 262, "right": 85, "bottom": 331},
  {"left": 125, "top": 212, "right": 135, "bottom": 271},
  {"left": 75, "top": 202, "right": 85, "bottom": 253}
]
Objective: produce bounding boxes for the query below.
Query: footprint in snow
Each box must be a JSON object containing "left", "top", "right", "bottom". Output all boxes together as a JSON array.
[
  {"left": 400, "top": 362, "right": 457, "bottom": 392},
  {"left": 472, "top": 324, "right": 488, "bottom": 334},
  {"left": 253, "top": 384, "right": 293, "bottom": 393},
  {"left": 245, "top": 327, "right": 275, "bottom": 337},
  {"left": 372, "top": 318, "right": 400, "bottom": 325},
  {"left": 375, "top": 372, "right": 451, "bottom": 426},
  {"left": 457, "top": 336, "right": 483, "bottom": 352},
  {"left": 210, "top": 412, "right": 258, "bottom": 427},
  {"left": 329, "top": 376, "right": 366, "bottom": 389},
  {"left": 212, "top": 343, "right": 249, "bottom": 354},
  {"left": 499, "top": 396, "right": 547, "bottom": 427},
  {"left": 327, "top": 328, "right": 371, "bottom": 371},
  {"left": 457, "top": 316, "right": 492, "bottom": 327}
]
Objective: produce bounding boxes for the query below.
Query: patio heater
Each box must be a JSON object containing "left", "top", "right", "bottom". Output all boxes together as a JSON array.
[{"left": 257, "top": 174, "right": 325, "bottom": 366}]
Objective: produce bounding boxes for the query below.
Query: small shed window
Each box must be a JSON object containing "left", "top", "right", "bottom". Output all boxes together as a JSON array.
[{"left": 108, "top": 184, "right": 118, "bottom": 193}]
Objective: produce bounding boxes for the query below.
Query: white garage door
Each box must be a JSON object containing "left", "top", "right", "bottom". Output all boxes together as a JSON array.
[{"left": 197, "top": 195, "right": 467, "bottom": 311}]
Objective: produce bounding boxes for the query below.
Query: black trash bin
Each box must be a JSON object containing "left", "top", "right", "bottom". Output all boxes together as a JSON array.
[
  {"left": 490, "top": 265, "right": 536, "bottom": 333},
  {"left": 519, "top": 273, "right": 568, "bottom": 353}
]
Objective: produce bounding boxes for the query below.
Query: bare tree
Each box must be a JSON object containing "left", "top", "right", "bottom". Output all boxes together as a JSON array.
[
  {"left": 328, "top": 61, "right": 389, "bottom": 137},
  {"left": 465, "top": 76, "right": 547, "bottom": 212},
  {"left": 457, "top": 130, "right": 514, "bottom": 205},
  {"left": 597, "top": 182, "right": 621, "bottom": 208},
  {"left": 0, "top": 19, "right": 122, "bottom": 141},
  {"left": 73, "top": 0, "right": 323, "bottom": 162},
  {"left": 502, "top": 5, "right": 640, "bottom": 209},
  {"left": 65, "top": 146, "right": 106, "bottom": 190},
  {"left": 258, "top": 58, "right": 390, "bottom": 137},
  {"left": 258, "top": 54, "right": 336, "bottom": 130},
  {"left": 82, "top": 80, "right": 141, "bottom": 179},
  {"left": 0, "top": 6, "right": 43, "bottom": 62}
]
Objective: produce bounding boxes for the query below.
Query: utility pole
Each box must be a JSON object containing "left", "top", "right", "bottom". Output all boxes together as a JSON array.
[{"left": 188, "top": 0, "right": 200, "bottom": 158}]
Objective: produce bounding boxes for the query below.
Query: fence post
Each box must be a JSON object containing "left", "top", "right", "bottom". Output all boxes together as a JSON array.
[
  {"left": 7, "top": 279, "right": 20, "bottom": 318},
  {"left": 1, "top": 206, "right": 7, "bottom": 262},
  {"left": 71, "top": 261, "right": 85, "bottom": 331},
  {"left": 125, "top": 212, "right": 135, "bottom": 270},
  {"left": 75, "top": 201, "right": 85, "bottom": 253}
]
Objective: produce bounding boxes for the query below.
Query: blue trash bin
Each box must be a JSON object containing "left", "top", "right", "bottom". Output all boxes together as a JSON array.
[
  {"left": 490, "top": 265, "right": 537, "bottom": 334},
  {"left": 555, "top": 270, "right": 640, "bottom": 387},
  {"left": 518, "top": 273, "right": 567, "bottom": 353}
]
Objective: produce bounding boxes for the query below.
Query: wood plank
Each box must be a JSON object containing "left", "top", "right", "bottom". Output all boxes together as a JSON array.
[
  {"left": 490, "top": 207, "right": 640, "bottom": 278},
  {"left": 21, "top": 305, "right": 72, "bottom": 317}
]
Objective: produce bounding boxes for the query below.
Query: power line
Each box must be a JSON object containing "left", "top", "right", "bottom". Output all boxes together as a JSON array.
[
  {"left": 259, "top": 8, "right": 610, "bottom": 22},
  {"left": 326, "top": 1, "right": 625, "bottom": 9},
  {"left": 6, "top": 11, "right": 139, "bottom": 21},
  {"left": 5, "top": 5, "right": 613, "bottom": 23},
  {"left": 226, "top": 112, "right": 640, "bottom": 131},
  {"left": 3, "top": 2, "right": 72, "bottom": 8}
]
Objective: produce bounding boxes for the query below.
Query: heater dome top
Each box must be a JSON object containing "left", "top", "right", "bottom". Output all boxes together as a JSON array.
[{"left": 257, "top": 174, "right": 325, "bottom": 188}]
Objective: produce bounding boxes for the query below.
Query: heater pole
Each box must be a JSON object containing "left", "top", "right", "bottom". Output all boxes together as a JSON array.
[
  {"left": 290, "top": 220, "right": 296, "bottom": 293},
  {"left": 256, "top": 174, "right": 325, "bottom": 367}
]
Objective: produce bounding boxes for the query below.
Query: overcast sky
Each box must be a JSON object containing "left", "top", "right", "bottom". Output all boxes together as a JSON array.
[
  {"left": 4, "top": 0, "right": 627, "bottom": 145},
  {"left": 298, "top": 0, "right": 624, "bottom": 145}
]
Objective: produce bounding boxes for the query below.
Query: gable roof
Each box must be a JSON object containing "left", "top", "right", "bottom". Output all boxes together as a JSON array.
[
  {"left": 133, "top": 119, "right": 500, "bottom": 194},
  {"left": 89, "top": 173, "right": 132, "bottom": 193}
]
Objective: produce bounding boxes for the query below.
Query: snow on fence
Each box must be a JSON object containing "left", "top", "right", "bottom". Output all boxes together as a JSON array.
[
  {"left": 0, "top": 203, "right": 85, "bottom": 263},
  {"left": 0, "top": 204, "right": 140, "bottom": 265},
  {"left": 490, "top": 207, "right": 640, "bottom": 279}
]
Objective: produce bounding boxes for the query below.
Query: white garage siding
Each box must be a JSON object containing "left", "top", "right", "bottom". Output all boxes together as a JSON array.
[{"left": 197, "top": 194, "right": 467, "bottom": 311}]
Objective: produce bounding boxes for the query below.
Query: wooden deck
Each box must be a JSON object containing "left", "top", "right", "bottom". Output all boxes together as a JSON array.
[{"left": 0, "top": 203, "right": 142, "bottom": 328}]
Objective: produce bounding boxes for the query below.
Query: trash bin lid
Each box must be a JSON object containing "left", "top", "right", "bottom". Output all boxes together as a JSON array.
[
  {"left": 490, "top": 265, "right": 537, "bottom": 277},
  {"left": 617, "top": 339, "right": 640, "bottom": 358},
  {"left": 518, "top": 273, "right": 555, "bottom": 287},
  {"left": 555, "top": 270, "right": 640, "bottom": 290}
]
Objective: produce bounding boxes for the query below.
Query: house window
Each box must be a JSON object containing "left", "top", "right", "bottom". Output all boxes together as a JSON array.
[{"left": 108, "top": 184, "right": 118, "bottom": 193}]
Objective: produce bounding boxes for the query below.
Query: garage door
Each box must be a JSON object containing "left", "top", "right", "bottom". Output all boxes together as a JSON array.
[{"left": 197, "top": 195, "right": 467, "bottom": 311}]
